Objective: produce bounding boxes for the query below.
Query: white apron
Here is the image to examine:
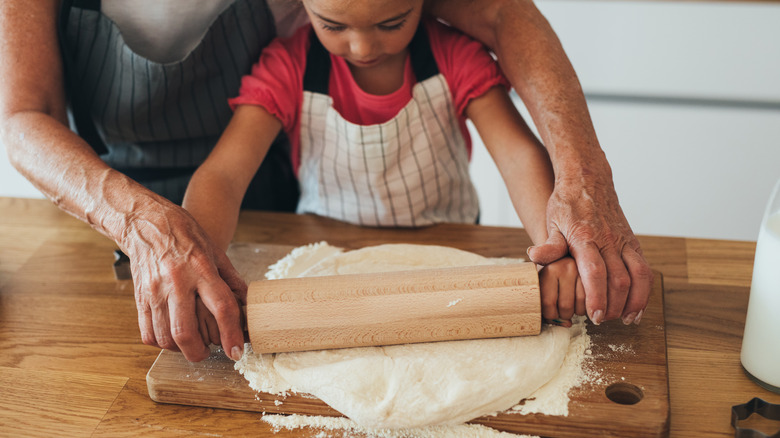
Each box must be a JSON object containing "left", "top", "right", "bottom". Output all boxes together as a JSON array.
[{"left": 296, "top": 27, "right": 479, "bottom": 227}]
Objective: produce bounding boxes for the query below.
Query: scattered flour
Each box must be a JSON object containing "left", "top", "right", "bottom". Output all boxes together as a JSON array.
[
  {"left": 510, "top": 316, "right": 590, "bottom": 416},
  {"left": 262, "top": 414, "right": 537, "bottom": 438},
  {"left": 607, "top": 343, "right": 635, "bottom": 354},
  {"left": 447, "top": 298, "right": 463, "bottom": 307},
  {"left": 235, "top": 346, "right": 290, "bottom": 396}
]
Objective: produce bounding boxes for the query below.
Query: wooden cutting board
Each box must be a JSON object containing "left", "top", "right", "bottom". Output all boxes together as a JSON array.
[{"left": 147, "top": 243, "right": 669, "bottom": 437}]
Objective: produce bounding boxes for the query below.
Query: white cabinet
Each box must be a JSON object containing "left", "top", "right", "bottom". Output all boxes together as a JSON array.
[
  {"left": 0, "top": 144, "right": 43, "bottom": 198},
  {"left": 470, "top": 0, "right": 780, "bottom": 241}
]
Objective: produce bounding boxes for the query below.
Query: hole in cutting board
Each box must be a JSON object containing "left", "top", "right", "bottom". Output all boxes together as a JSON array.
[{"left": 605, "top": 382, "right": 643, "bottom": 405}]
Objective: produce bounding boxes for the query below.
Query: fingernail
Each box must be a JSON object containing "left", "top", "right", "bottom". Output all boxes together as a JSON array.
[
  {"left": 231, "top": 345, "right": 243, "bottom": 361},
  {"left": 553, "top": 318, "right": 564, "bottom": 324},
  {"left": 633, "top": 309, "right": 644, "bottom": 325},
  {"left": 591, "top": 310, "right": 603, "bottom": 325},
  {"left": 622, "top": 312, "right": 637, "bottom": 325}
]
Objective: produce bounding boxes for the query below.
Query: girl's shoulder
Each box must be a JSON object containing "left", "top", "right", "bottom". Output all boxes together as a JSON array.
[{"left": 231, "top": 25, "right": 314, "bottom": 135}]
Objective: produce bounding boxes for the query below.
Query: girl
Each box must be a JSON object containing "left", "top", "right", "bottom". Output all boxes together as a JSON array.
[{"left": 184, "top": 0, "right": 584, "bottom": 326}]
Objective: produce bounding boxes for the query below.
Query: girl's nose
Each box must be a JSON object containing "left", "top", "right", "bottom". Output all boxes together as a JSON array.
[{"left": 350, "top": 35, "right": 375, "bottom": 58}]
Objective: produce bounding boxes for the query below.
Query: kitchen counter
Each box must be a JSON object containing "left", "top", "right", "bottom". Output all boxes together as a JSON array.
[{"left": 1, "top": 197, "right": 778, "bottom": 437}]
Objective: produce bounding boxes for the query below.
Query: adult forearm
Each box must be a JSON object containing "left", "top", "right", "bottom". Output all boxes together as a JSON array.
[
  {"left": 489, "top": 1, "right": 609, "bottom": 180},
  {"left": 2, "top": 111, "right": 168, "bottom": 248},
  {"left": 0, "top": 0, "right": 161, "bottom": 248},
  {"left": 490, "top": 3, "right": 652, "bottom": 325},
  {"left": 1, "top": 0, "right": 249, "bottom": 361},
  {"left": 429, "top": 0, "right": 610, "bottom": 182}
]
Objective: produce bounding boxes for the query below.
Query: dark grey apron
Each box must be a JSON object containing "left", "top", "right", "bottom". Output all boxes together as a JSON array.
[{"left": 58, "top": 0, "right": 299, "bottom": 209}]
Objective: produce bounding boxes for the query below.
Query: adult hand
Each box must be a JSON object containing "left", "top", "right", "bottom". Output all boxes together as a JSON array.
[
  {"left": 120, "top": 202, "right": 247, "bottom": 362},
  {"left": 0, "top": 0, "right": 247, "bottom": 363},
  {"left": 527, "top": 176, "right": 653, "bottom": 326}
]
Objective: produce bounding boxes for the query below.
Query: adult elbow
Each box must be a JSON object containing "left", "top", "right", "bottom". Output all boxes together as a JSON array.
[
  {"left": 468, "top": 0, "right": 538, "bottom": 51},
  {"left": 0, "top": 107, "right": 59, "bottom": 174}
]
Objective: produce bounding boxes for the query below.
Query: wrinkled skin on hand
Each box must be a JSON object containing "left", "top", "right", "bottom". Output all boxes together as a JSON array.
[
  {"left": 528, "top": 174, "right": 654, "bottom": 326},
  {"left": 118, "top": 203, "right": 247, "bottom": 362}
]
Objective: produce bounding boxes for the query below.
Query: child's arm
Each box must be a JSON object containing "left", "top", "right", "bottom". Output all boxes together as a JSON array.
[
  {"left": 466, "top": 86, "right": 553, "bottom": 244},
  {"left": 466, "top": 87, "right": 584, "bottom": 324},
  {"left": 183, "top": 105, "right": 283, "bottom": 251}
]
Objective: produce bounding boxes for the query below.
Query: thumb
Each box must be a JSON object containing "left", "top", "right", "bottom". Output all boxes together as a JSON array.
[{"left": 527, "top": 231, "right": 569, "bottom": 265}]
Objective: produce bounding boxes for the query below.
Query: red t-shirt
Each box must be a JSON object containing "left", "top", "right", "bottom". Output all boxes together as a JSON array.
[{"left": 229, "top": 19, "right": 510, "bottom": 172}]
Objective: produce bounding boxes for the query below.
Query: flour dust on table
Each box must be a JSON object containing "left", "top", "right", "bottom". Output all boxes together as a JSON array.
[
  {"left": 261, "top": 413, "right": 539, "bottom": 437},
  {"left": 235, "top": 242, "right": 591, "bottom": 431}
]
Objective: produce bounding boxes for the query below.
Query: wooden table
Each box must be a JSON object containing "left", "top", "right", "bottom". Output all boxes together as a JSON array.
[{"left": 1, "top": 197, "right": 778, "bottom": 437}]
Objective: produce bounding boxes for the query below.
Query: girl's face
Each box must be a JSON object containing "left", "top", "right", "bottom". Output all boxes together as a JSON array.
[{"left": 302, "top": 0, "right": 424, "bottom": 69}]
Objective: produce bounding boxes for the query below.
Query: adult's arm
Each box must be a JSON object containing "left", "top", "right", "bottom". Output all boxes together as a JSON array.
[
  {"left": 427, "top": 0, "right": 653, "bottom": 325},
  {"left": 467, "top": 87, "right": 586, "bottom": 326},
  {"left": 0, "top": 0, "right": 246, "bottom": 361}
]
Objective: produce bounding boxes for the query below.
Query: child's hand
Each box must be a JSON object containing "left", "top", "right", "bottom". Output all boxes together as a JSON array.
[{"left": 538, "top": 257, "right": 585, "bottom": 328}]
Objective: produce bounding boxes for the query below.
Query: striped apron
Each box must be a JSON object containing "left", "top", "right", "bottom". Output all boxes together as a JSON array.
[
  {"left": 297, "top": 27, "right": 479, "bottom": 227},
  {"left": 58, "top": 0, "right": 299, "bottom": 209}
]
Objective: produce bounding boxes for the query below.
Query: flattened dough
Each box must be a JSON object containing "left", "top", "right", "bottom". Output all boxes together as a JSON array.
[{"left": 245, "top": 242, "right": 570, "bottom": 429}]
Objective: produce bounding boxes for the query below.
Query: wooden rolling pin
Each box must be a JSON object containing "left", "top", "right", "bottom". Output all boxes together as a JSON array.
[{"left": 246, "top": 263, "right": 541, "bottom": 353}]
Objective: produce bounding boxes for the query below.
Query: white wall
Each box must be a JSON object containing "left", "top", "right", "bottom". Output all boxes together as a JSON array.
[
  {"left": 470, "top": 0, "right": 780, "bottom": 241},
  {"left": 0, "top": 141, "right": 44, "bottom": 198},
  {"left": 3, "top": 0, "right": 779, "bottom": 241}
]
